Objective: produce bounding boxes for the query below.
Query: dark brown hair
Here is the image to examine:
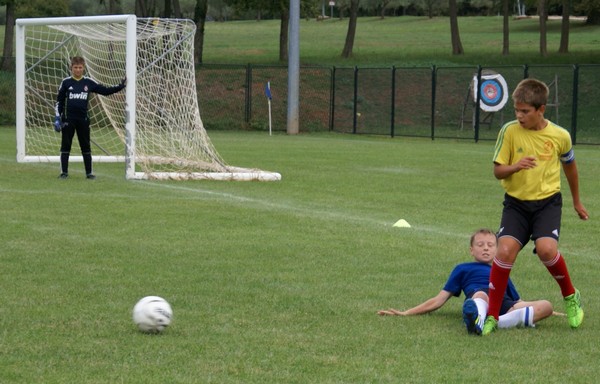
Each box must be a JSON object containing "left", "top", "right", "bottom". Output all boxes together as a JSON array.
[
  {"left": 70, "top": 56, "right": 85, "bottom": 66},
  {"left": 512, "top": 78, "right": 549, "bottom": 110}
]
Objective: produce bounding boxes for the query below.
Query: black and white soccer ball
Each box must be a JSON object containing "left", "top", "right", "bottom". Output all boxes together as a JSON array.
[{"left": 132, "top": 296, "right": 173, "bottom": 333}]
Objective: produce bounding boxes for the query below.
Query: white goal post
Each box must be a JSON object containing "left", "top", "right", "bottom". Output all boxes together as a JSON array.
[{"left": 15, "top": 15, "right": 281, "bottom": 181}]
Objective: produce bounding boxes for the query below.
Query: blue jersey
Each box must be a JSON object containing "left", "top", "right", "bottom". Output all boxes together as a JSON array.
[
  {"left": 55, "top": 76, "right": 124, "bottom": 121},
  {"left": 443, "top": 262, "right": 520, "bottom": 301}
]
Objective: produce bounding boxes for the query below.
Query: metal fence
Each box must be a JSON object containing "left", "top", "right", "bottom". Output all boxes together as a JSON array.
[
  {"left": 197, "top": 63, "right": 600, "bottom": 144},
  {"left": 2, "top": 62, "right": 599, "bottom": 144}
]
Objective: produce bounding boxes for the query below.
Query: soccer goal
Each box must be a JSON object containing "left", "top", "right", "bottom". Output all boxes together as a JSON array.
[{"left": 15, "top": 15, "right": 281, "bottom": 181}]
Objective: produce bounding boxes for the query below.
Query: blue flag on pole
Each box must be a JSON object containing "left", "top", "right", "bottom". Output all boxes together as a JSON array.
[{"left": 265, "top": 81, "right": 272, "bottom": 100}]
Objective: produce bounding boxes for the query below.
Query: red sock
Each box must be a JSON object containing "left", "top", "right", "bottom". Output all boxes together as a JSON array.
[
  {"left": 543, "top": 252, "right": 575, "bottom": 297},
  {"left": 487, "top": 258, "right": 513, "bottom": 320}
]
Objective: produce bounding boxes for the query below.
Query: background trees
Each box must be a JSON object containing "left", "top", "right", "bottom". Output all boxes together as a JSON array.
[
  {"left": 1, "top": 0, "right": 70, "bottom": 70},
  {"left": 0, "top": 0, "right": 14, "bottom": 70},
  {"left": 0, "top": 0, "right": 597, "bottom": 22},
  {"left": 576, "top": 0, "right": 600, "bottom": 23},
  {"left": 1, "top": 0, "right": 599, "bottom": 66}
]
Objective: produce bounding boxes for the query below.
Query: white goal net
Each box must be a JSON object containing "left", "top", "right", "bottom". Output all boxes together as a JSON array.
[{"left": 16, "top": 15, "right": 280, "bottom": 181}]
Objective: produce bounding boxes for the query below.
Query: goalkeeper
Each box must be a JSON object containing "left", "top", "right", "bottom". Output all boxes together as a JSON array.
[{"left": 54, "top": 56, "right": 126, "bottom": 179}]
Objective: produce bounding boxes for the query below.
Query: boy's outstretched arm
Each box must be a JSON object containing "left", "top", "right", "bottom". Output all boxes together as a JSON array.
[{"left": 378, "top": 290, "right": 453, "bottom": 316}]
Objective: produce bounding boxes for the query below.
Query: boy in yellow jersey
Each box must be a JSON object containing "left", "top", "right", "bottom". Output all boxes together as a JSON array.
[{"left": 483, "top": 78, "right": 589, "bottom": 335}]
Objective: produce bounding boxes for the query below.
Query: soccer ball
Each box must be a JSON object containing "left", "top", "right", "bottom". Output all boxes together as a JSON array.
[{"left": 132, "top": 296, "right": 173, "bottom": 333}]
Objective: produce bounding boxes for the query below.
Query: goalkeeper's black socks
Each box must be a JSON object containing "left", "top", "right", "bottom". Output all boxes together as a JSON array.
[
  {"left": 60, "top": 152, "right": 69, "bottom": 175},
  {"left": 83, "top": 152, "right": 93, "bottom": 176}
]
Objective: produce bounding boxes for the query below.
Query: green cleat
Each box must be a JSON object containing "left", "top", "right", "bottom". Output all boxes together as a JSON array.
[
  {"left": 564, "top": 289, "right": 584, "bottom": 329},
  {"left": 482, "top": 316, "right": 498, "bottom": 336}
]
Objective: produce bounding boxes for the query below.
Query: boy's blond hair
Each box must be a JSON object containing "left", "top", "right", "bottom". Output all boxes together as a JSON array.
[
  {"left": 470, "top": 228, "right": 497, "bottom": 246},
  {"left": 512, "top": 78, "right": 549, "bottom": 110}
]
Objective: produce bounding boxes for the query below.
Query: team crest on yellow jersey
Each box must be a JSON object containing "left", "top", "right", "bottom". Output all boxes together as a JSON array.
[{"left": 539, "top": 140, "right": 554, "bottom": 160}]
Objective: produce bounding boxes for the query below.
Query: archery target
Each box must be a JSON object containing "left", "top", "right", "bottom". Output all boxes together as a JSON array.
[{"left": 473, "top": 73, "right": 509, "bottom": 112}]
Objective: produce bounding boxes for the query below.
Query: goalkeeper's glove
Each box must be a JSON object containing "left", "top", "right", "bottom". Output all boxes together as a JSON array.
[
  {"left": 120, "top": 77, "right": 127, "bottom": 88},
  {"left": 54, "top": 117, "right": 62, "bottom": 132}
]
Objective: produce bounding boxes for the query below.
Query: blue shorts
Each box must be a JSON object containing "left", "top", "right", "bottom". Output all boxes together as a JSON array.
[{"left": 499, "top": 298, "right": 519, "bottom": 316}]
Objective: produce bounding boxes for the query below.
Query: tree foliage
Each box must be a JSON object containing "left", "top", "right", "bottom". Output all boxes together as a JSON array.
[
  {"left": 0, "top": 0, "right": 66, "bottom": 70},
  {"left": 71, "top": 0, "right": 107, "bottom": 15},
  {"left": 575, "top": 0, "right": 600, "bottom": 24},
  {"left": 225, "top": 0, "right": 279, "bottom": 19},
  {"left": 16, "top": 0, "right": 69, "bottom": 17},
  {"left": 99, "top": 0, "right": 123, "bottom": 14},
  {"left": 208, "top": 0, "right": 234, "bottom": 20}
]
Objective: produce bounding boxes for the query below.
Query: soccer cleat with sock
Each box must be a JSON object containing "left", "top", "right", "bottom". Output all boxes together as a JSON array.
[
  {"left": 59, "top": 173, "right": 68, "bottom": 179},
  {"left": 462, "top": 298, "right": 482, "bottom": 335},
  {"left": 564, "top": 289, "right": 584, "bottom": 329},
  {"left": 482, "top": 316, "right": 498, "bottom": 336}
]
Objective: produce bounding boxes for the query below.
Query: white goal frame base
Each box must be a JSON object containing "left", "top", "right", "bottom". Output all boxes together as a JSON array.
[
  {"left": 132, "top": 170, "right": 282, "bottom": 181},
  {"left": 18, "top": 156, "right": 281, "bottom": 181},
  {"left": 19, "top": 156, "right": 126, "bottom": 163}
]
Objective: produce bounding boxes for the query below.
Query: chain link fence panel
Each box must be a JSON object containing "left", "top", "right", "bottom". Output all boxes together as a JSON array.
[{"left": 2, "top": 61, "right": 599, "bottom": 144}]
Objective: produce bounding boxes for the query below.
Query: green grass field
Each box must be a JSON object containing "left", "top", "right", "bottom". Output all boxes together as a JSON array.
[
  {"left": 202, "top": 16, "right": 600, "bottom": 66},
  {"left": 1, "top": 126, "right": 599, "bottom": 383}
]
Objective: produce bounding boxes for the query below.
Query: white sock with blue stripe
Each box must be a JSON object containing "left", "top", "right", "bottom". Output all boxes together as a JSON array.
[
  {"left": 498, "top": 306, "right": 535, "bottom": 329},
  {"left": 523, "top": 306, "right": 535, "bottom": 327}
]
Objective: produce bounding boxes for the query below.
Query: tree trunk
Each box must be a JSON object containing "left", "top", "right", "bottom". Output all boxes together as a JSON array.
[
  {"left": 136, "top": 0, "right": 148, "bottom": 17},
  {"left": 341, "top": 0, "right": 359, "bottom": 58},
  {"left": 558, "top": 0, "right": 570, "bottom": 53},
  {"left": 193, "top": 0, "right": 208, "bottom": 65},
  {"left": 539, "top": 0, "right": 547, "bottom": 56},
  {"left": 502, "top": 0, "right": 509, "bottom": 55},
  {"left": 173, "top": 0, "right": 182, "bottom": 18},
  {"left": 164, "top": 0, "right": 172, "bottom": 17},
  {"left": 449, "top": 0, "right": 464, "bottom": 55},
  {"left": 279, "top": 6, "right": 289, "bottom": 62},
  {"left": 380, "top": 0, "right": 390, "bottom": 19},
  {"left": 1, "top": 1, "right": 16, "bottom": 71}
]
